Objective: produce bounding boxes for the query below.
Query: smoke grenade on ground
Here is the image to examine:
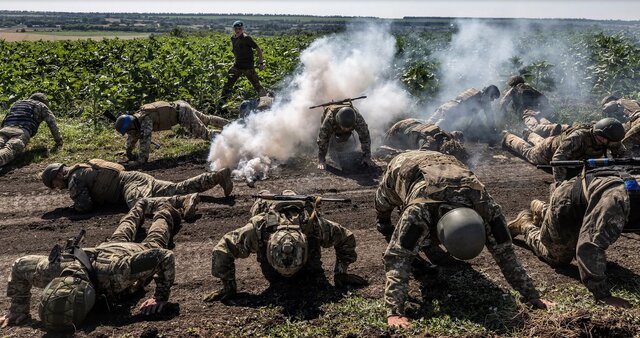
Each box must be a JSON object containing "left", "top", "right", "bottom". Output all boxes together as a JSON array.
[{"left": 208, "top": 22, "right": 413, "bottom": 179}]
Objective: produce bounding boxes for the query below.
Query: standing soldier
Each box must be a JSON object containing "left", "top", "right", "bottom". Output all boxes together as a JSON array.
[
  {"left": 381, "top": 118, "right": 467, "bottom": 161},
  {"left": 115, "top": 100, "right": 229, "bottom": 164},
  {"left": 220, "top": 20, "right": 267, "bottom": 104},
  {"left": 508, "top": 167, "right": 640, "bottom": 308},
  {"left": 0, "top": 93, "right": 63, "bottom": 167},
  {"left": 375, "top": 150, "right": 553, "bottom": 328},
  {"left": 317, "top": 103, "right": 373, "bottom": 170},
  {"left": 0, "top": 199, "right": 189, "bottom": 330},
  {"left": 40, "top": 158, "right": 233, "bottom": 213},
  {"left": 428, "top": 85, "right": 500, "bottom": 138},
  {"left": 203, "top": 190, "right": 367, "bottom": 301},
  {"left": 502, "top": 118, "right": 627, "bottom": 183}
]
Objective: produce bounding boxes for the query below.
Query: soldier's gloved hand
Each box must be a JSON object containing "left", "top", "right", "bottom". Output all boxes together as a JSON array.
[
  {"left": 0, "top": 311, "right": 30, "bottom": 328},
  {"left": 376, "top": 217, "right": 394, "bottom": 237},
  {"left": 203, "top": 280, "right": 237, "bottom": 302},
  {"left": 361, "top": 156, "right": 376, "bottom": 167},
  {"left": 334, "top": 273, "right": 368, "bottom": 288},
  {"left": 139, "top": 297, "right": 167, "bottom": 315}
]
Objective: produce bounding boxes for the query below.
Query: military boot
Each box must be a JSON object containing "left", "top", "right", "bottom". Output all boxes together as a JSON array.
[
  {"left": 530, "top": 199, "right": 546, "bottom": 226},
  {"left": 218, "top": 167, "right": 234, "bottom": 197},
  {"left": 507, "top": 210, "right": 534, "bottom": 237}
]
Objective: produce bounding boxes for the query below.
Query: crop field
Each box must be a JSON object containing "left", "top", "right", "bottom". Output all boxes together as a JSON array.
[
  {"left": 0, "top": 22, "right": 639, "bottom": 337},
  {"left": 0, "top": 29, "right": 149, "bottom": 41}
]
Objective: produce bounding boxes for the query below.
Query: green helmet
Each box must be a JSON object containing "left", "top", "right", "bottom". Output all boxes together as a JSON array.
[
  {"left": 29, "top": 92, "right": 49, "bottom": 106},
  {"left": 436, "top": 207, "right": 486, "bottom": 260},
  {"left": 233, "top": 20, "right": 244, "bottom": 28},
  {"left": 593, "top": 117, "right": 625, "bottom": 142},
  {"left": 39, "top": 268, "right": 96, "bottom": 331},
  {"left": 266, "top": 225, "right": 308, "bottom": 277},
  {"left": 114, "top": 115, "right": 136, "bottom": 135},
  {"left": 507, "top": 75, "right": 525, "bottom": 87},
  {"left": 335, "top": 107, "right": 357, "bottom": 130},
  {"left": 42, "top": 163, "right": 65, "bottom": 189}
]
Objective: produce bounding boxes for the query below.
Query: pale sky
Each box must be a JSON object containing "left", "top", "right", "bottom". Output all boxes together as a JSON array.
[{"left": 0, "top": 0, "right": 639, "bottom": 21}]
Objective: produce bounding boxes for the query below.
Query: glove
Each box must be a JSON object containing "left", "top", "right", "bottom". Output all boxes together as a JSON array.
[
  {"left": 203, "top": 280, "right": 236, "bottom": 302},
  {"left": 376, "top": 217, "right": 394, "bottom": 237},
  {"left": 334, "top": 273, "right": 368, "bottom": 288},
  {"left": 361, "top": 156, "right": 375, "bottom": 167}
]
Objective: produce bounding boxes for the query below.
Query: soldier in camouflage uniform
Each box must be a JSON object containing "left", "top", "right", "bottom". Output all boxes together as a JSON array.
[
  {"left": 0, "top": 93, "right": 63, "bottom": 167},
  {"left": 428, "top": 86, "right": 500, "bottom": 138},
  {"left": 502, "top": 118, "right": 627, "bottom": 183},
  {"left": 41, "top": 159, "right": 233, "bottom": 213},
  {"left": 601, "top": 95, "right": 640, "bottom": 151},
  {"left": 115, "top": 100, "right": 229, "bottom": 164},
  {"left": 375, "top": 150, "right": 552, "bottom": 328},
  {"left": 380, "top": 118, "right": 468, "bottom": 161},
  {"left": 203, "top": 190, "right": 367, "bottom": 301},
  {"left": 317, "top": 104, "right": 373, "bottom": 170},
  {"left": 0, "top": 199, "right": 187, "bottom": 329},
  {"left": 238, "top": 94, "right": 274, "bottom": 119},
  {"left": 521, "top": 109, "right": 567, "bottom": 137},
  {"left": 500, "top": 76, "right": 553, "bottom": 117},
  {"left": 508, "top": 167, "right": 640, "bottom": 308}
]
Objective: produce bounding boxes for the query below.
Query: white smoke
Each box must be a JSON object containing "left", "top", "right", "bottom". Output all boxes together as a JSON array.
[{"left": 208, "top": 22, "right": 414, "bottom": 178}]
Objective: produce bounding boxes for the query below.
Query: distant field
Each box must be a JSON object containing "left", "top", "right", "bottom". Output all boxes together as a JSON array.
[{"left": 0, "top": 30, "right": 149, "bottom": 41}]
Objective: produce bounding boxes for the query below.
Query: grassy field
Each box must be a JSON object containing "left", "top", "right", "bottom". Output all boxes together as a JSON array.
[{"left": 0, "top": 30, "right": 149, "bottom": 41}]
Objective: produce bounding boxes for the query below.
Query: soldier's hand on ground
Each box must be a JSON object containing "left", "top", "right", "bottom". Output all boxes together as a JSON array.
[
  {"left": 203, "top": 287, "right": 236, "bottom": 302},
  {"left": 139, "top": 298, "right": 167, "bottom": 315},
  {"left": 334, "top": 273, "right": 369, "bottom": 288},
  {"left": 527, "top": 298, "right": 556, "bottom": 310},
  {"left": 361, "top": 156, "right": 376, "bottom": 167},
  {"left": 601, "top": 296, "right": 632, "bottom": 308},
  {"left": 387, "top": 315, "right": 411, "bottom": 329},
  {"left": 1, "top": 312, "right": 29, "bottom": 328}
]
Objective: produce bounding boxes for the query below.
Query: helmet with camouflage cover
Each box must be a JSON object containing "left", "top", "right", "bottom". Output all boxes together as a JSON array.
[
  {"left": 42, "top": 163, "right": 66, "bottom": 189},
  {"left": 600, "top": 94, "right": 619, "bottom": 107},
  {"left": 481, "top": 85, "right": 500, "bottom": 101},
  {"left": 507, "top": 75, "right": 525, "bottom": 87},
  {"left": 335, "top": 107, "right": 357, "bottom": 130},
  {"left": 114, "top": 114, "right": 136, "bottom": 135},
  {"left": 29, "top": 92, "right": 49, "bottom": 107},
  {"left": 593, "top": 117, "right": 625, "bottom": 142},
  {"left": 439, "top": 138, "right": 469, "bottom": 163},
  {"left": 266, "top": 225, "right": 309, "bottom": 277},
  {"left": 436, "top": 207, "right": 486, "bottom": 260},
  {"left": 38, "top": 266, "right": 96, "bottom": 331}
]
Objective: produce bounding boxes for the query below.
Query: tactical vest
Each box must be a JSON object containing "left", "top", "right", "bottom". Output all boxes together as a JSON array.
[
  {"left": 134, "top": 101, "right": 179, "bottom": 131},
  {"left": 1, "top": 100, "right": 39, "bottom": 136},
  {"left": 411, "top": 122, "right": 440, "bottom": 136},
  {"left": 69, "top": 159, "right": 125, "bottom": 204},
  {"left": 570, "top": 166, "right": 640, "bottom": 232}
]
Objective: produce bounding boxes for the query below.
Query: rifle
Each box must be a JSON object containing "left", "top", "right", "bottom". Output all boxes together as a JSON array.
[
  {"left": 49, "top": 229, "right": 86, "bottom": 263},
  {"left": 308, "top": 96, "right": 367, "bottom": 109},
  {"left": 252, "top": 194, "right": 351, "bottom": 203},
  {"left": 102, "top": 110, "right": 161, "bottom": 149},
  {"left": 536, "top": 157, "right": 640, "bottom": 169}
]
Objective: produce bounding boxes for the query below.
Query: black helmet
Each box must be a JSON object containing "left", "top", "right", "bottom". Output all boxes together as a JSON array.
[
  {"left": 335, "top": 107, "right": 356, "bottom": 130},
  {"left": 233, "top": 20, "right": 244, "bottom": 28},
  {"left": 507, "top": 75, "right": 525, "bottom": 87},
  {"left": 593, "top": 117, "right": 625, "bottom": 142},
  {"left": 30, "top": 92, "right": 49, "bottom": 106},
  {"left": 481, "top": 85, "right": 500, "bottom": 100}
]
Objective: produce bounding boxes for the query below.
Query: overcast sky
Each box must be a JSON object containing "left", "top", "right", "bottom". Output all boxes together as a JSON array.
[{"left": 0, "top": 0, "right": 639, "bottom": 21}]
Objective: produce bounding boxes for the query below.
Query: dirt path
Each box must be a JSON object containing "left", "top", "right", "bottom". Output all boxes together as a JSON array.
[{"left": 0, "top": 144, "right": 638, "bottom": 337}]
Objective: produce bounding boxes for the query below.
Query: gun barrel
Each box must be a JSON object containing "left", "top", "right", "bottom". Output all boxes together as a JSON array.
[
  {"left": 308, "top": 95, "right": 367, "bottom": 109},
  {"left": 251, "top": 194, "right": 351, "bottom": 203}
]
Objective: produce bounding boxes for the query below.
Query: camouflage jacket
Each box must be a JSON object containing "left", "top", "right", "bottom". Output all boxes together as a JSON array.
[
  {"left": 500, "top": 83, "right": 551, "bottom": 117},
  {"left": 66, "top": 160, "right": 127, "bottom": 212},
  {"left": 1, "top": 99, "right": 62, "bottom": 144},
  {"left": 431, "top": 88, "right": 493, "bottom": 125},
  {"left": 377, "top": 150, "right": 540, "bottom": 316},
  {"left": 6, "top": 203, "right": 174, "bottom": 314},
  {"left": 126, "top": 101, "right": 179, "bottom": 163},
  {"left": 383, "top": 118, "right": 444, "bottom": 150},
  {"left": 317, "top": 104, "right": 371, "bottom": 160},
  {"left": 551, "top": 128, "right": 627, "bottom": 182}
]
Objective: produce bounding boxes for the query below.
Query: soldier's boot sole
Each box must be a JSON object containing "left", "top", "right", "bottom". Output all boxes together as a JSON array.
[
  {"left": 181, "top": 193, "right": 200, "bottom": 221},
  {"left": 507, "top": 210, "right": 534, "bottom": 238}
]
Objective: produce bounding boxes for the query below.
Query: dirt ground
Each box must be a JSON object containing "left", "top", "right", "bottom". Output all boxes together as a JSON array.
[{"left": 0, "top": 144, "right": 639, "bottom": 337}]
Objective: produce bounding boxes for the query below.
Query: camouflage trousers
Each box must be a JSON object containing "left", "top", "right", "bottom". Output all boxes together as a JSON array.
[
  {"left": 622, "top": 119, "right": 640, "bottom": 150},
  {"left": 221, "top": 66, "right": 267, "bottom": 101},
  {"left": 503, "top": 132, "right": 555, "bottom": 165},
  {"left": 120, "top": 170, "right": 225, "bottom": 209},
  {"left": 0, "top": 126, "right": 30, "bottom": 167},
  {"left": 175, "top": 100, "right": 229, "bottom": 141},
  {"left": 108, "top": 199, "right": 175, "bottom": 249},
  {"left": 522, "top": 110, "right": 566, "bottom": 138}
]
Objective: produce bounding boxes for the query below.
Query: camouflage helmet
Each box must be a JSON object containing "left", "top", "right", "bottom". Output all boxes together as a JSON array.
[
  {"left": 436, "top": 207, "right": 486, "bottom": 260},
  {"left": 29, "top": 92, "right": 49, "bottom": 106},
  {"left": 38, "top": 268, "right": 96, "bottom": 331},
  {"left": 600, "top": 94, "right": 619, "bottom": 107},
  {"left": 593, "top": 117, "right": 625, "bottom": 142},
  {"left": 440, "top": 139, "right": 469, "bottom": 163},
  {"left": 266, "top": 225, "right": 309, "bottom": 277},
  {"left": 507, "top": 75, "right": 525, "bottom": 87},
  {"left": 42, "top": 163, "right": 66, "bottom": 189},
  {"left": 335, "top": 107, "right": 357, "bottom": 130},
  {"left": 481, "top": 85, "right": 501, "bottom": 101},
  {"left": 114, "top": 114, "right": 136, "bottom": 135}
]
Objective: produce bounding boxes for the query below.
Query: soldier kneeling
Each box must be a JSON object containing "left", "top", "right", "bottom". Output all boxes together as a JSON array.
[{"left": 204, "top": 190, "right": 367, "bottom": 301}]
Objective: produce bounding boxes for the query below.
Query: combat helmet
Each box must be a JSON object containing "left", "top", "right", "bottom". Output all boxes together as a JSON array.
[
  {"left": 114, "top": 115, "right": 136, "bottom": 135},
  {"left": 42, "top": 163, "right": 66, "bottom": 189},
  {"left": 233, "top": 20, "right": 244, "bottom": 28},
  {"left": 507, "top": 75, "right": 525, "bottom": 87},
  {"left": 39, "top": 266, "right": 96, "bottom": 331},
  {"left": 600, "top": 94, "right": 619, "bottom": 107},
  {"left": 436, "top": 207, "right": 486, "bottom": 260},
  {"left": 593, "top": 117, "right": 625, "bottom": 142},
  {"left": 335, "top": 107, "right": 357, "bottom": 130},
  {"left": 266, "top": 224, "right": 309, "bottom": 277},
  {"left": 481, "top": 85, "right": 501, "bottom": 101},
  {"left": 29, "top": 92, "right": 49, "bottom": 107}
]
